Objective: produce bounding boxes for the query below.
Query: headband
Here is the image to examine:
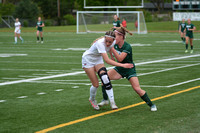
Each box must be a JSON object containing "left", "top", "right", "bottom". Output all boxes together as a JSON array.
[
  {"left": 114, "top": 30, "right": 125, "bottom": 36},
  {"left": 105, "top": 35, "right": 115, "bottom": 39}
]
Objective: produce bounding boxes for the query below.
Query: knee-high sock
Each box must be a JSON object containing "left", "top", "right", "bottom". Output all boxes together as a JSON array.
[
  {"left": 90, "top": 85, "right": 97, "bottom": 100},
  {"left": 141, "top": 92, "right": 153, "bottom": 107},
  {"left": 102, "top": 86, "right": 108, "bottom": 100},
  {"left": 105, "top": 88, "right": 114, "bottom": 103}
]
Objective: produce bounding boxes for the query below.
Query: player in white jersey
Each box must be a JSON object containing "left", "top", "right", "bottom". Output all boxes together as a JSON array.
[
  {"left": 82, "top": 31, "right": 133, "bottom": 110},
  {"left": 14, "top": 18, "right": 23, "bottom": 44}
]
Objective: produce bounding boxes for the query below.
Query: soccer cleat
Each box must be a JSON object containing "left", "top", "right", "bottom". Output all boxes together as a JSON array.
[
  {"left": 14, "top": 42, "right": 17, "bottom": 44},
  {"left": 89, "top": 98, "right": 100, "bottom": 110},
  {"left": 21, "top": 39, "right": 24, "bottom": 43},
  {"left": 150, "top": 104, "right": 157, "bottom": 112},
  {"left": 41, "top": 41, "right": 44, "bottom": 44},
  {"left": 37, "top": 41, "right": 40, "bottom": 43},
  {"left": 190, "top": 50, "right": 193, "bottom": 54},
  {"left": 98, "top": 100, "right": 109, "bottom": 107},
  {"left": 110, "top": 101, "right": 118, "bottom": 110},
  {"left": 185, "top": 50, "right": 188, "bottom": 53}
]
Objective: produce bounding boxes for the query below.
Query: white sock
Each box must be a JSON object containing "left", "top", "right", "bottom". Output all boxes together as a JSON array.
[
  {"left": 19, "top": 36, "right": 23, "bottom": 40},
  {"left": 90, "top": 85, "right": 97, "bottom": 100},
  {"left": 15, "top": 37, "right": 17, "bottom": 42},
  {"left": 106, "top": 88, "right": 115, "bottom": 103}
]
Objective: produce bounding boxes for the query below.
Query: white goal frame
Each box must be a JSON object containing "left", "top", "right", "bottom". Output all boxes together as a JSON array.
[
  {"left": 84, "top": 0, "right": 144, "bottom": 8},
  {"left": 76, "top": 11, "right": 147, "bottom": 34}
]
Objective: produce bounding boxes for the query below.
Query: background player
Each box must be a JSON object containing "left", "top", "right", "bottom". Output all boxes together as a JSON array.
[
  {"left": 98, "top": 27, "right": 157, "bottom": 112},
  {"left": 184, "top": 19, "right": 196, "bottom": 53},
  {"left": 179, "top": 19, "right": 186, "bottom": 44},
  {"left": 14, "top": 18, "right": 23, "bottom": 44},
  {"left": 82, "top": 31, "right": 133, "bottom": 110},
  {"left": 36, "top": 17, "right": 45, "bottom": 43},
  {"left": 112, "top": 15, "right": 122, "bottom": 31}
]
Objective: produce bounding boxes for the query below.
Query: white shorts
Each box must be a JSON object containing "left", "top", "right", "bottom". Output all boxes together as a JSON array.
[
  {"left": 82, "top": 55, "right": 104, "bottom": 68},
  {"left": 15, "top": 29, "right": 21, "bottom": 34}
]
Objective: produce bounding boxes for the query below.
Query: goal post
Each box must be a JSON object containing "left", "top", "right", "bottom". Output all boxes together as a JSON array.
[{"left": 76, "top": 11, "right": 147, "bottom": 34}]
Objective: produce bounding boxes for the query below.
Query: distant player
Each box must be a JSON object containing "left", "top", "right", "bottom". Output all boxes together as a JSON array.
[
  {"left": 179, "top": 19, "right": 186, "bottom": 44},
  {"left": 184, "top": 19, "right": 196, "bottom": 53},
  {"left": 36, "top": 17, "right": 45, "bottom": 43},
  {"left": 98, "top": 27, "right": 157, "bottom": 112},
  {"left": 82, "top": 31, "right": 133, "bottom": 110},
  {"left": 112, "top": 15, "right": 122, "bottom": 30},
  {"left": 122, "top": 18, "right": 127, "bottom": 28},
  {"left": 14, "top": 18, "right": 24, "bottom": 44}
]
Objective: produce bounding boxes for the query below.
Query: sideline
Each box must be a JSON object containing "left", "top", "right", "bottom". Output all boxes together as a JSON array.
[
  {"left": 35, "top": 85, "right": 200, "bottom": 133},
  {"left": 0, "top": 54, "right": 200, "bottom": 86}
]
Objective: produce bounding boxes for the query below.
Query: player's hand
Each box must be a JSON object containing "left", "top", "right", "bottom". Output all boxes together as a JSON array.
[{"left": 122, "top": 63, "right": 134, "bottom": 68}]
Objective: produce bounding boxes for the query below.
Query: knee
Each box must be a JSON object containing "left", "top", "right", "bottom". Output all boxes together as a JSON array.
[{"left": 92, "top": 83, "right": 99, "bottom": 88}]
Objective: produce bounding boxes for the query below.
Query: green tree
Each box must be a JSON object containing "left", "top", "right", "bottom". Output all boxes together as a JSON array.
[
  {"left": 14, "top": 0, "right": 39, "bottom": 19},
  {"left": 0, "top": 3, "right": 15, "bottom": 16}
]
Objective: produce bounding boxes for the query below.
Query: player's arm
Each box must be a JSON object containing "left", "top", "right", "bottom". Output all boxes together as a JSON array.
[
  {"left": 101, "top": 53, "right": 133, "bottom": 68},
  {"left": 189, "top": 26, "right": 196, "bottom": 31},
  {"left": 110, "top": 47, "right": 127, "bottom": 62},
  {"left": 41, "top": 22, "right": 45, "bottom": 27},
  {"left": 179, "top": 25, "right": 181, "bottom": 33},
  {"left": 109, "top": 50, "right": 115, "bottom": 61}
]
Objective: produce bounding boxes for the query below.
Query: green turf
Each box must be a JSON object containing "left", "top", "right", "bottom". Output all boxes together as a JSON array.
[
  {"left": 0, "top": 29, "right": 200, "bottom": 133},
  {"left": 0, "top": 21, "right": 199, "bottom": 32}
]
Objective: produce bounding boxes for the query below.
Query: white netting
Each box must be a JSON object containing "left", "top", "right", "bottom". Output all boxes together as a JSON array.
[{"left": 77, "top": 11, "right": 147, "bottom": 34}]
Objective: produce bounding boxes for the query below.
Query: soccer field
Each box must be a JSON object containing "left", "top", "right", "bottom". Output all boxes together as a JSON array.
[{"left": 0, "top": 31, "right": 200, "bottom": 133}]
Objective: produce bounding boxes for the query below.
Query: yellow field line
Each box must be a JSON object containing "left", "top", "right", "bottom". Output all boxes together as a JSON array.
[{"left": 35, "top": 85, "right": 200, "bottom": 133}]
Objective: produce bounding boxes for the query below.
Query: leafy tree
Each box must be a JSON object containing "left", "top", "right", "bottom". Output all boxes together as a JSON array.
[
  {"left": 14, "top": 0, "right": 39, "bottom": 19},
  {"left": 0, "top": 3, "right": 15, "bottom": 16}
]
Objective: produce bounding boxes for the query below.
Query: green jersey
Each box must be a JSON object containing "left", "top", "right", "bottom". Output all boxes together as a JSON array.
[
  {"left": 113, "top": 20, "right": 121, "bottom": 30},
  {"left": 179, "top": 22, "right": 186, "bottom": 32},
  {"left": 114, "top": 41, "right": 136, "bottom": 79},
  {"left": 186, "top": 23, "right": 195, "bottom": 38},
  {"left": 114, "top": 41, "right": 133, "bottom": 64},
  {"left": 37, "top": 21, "right": 43, "bottom": 31}
]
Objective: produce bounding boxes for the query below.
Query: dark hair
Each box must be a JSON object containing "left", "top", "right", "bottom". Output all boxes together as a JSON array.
[{"left": 105, "top": 31, "right": 115, "bottom": 38}]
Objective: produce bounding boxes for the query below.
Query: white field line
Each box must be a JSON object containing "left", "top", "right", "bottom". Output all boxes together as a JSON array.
[
  {"left": 138, "top": 63, "right": 200, "bottom": 76},
  {"left": 167, "top": 78, "right": 200, "bottom": 88},
  {"left": 0, "top": 54, "right": 199, "bottom": 86}
]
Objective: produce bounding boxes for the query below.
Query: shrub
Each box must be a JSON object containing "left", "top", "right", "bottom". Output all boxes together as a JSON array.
[
  {"left": 63, "top": 14, "right": 76, "bottom": 25},
  {"left": 23, "top": 20, "right": 28, "bottom": 27}
]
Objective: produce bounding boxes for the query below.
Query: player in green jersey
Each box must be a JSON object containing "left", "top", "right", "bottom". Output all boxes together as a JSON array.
[
  {"left": 112, "top": 15, "right": 122, "bottom": 31},
  {"left": 184, "top": 19, "right": 196, "bottom": 54},
  {"left": 36, "top": 17, "right": 45, "bottom": 43},
  {"left": 179, "top": 19, "right": 186, "bottom": 44},
  {"left": 98, "top": 27, "right": 157, "bottom": 111}
]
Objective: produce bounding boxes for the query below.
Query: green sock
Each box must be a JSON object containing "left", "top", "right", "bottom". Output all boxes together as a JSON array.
[
  {"left": 141, "top": 93, "right": 153, "bottom": 107},
  {"left": 102, "top": 86, "right": 108, "bottom": 100}
]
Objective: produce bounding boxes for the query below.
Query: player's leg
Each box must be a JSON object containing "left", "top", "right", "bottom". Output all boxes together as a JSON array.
[
  {"left": 185, "top": 36, "right": 189, "bottom": 53},
  {"left": 96, "top": 65, "right": 118, "bottom": 109},
  {"left": 40, "top": 31, "right": 43, "bottom": 43},
  {"left": 190, "top": 38, "right": 193, "bottom": 53},
  {"left": 36, "top": 30, "right": 40, "bottom": 43},
  {"left": 129, "top": 77, "right": 157, "bottom": 111},
  {"left": 98, "top": 68, "right": 122, "bottom": 108},
  {"left": 14, "top": 32, "right": 17, "bottom": 44},
  {"left": 18, "top": 33, "right": 23, "bottom": 43},
  {"left": 180, "top": 32, "right": 184, "bottom": 44},
  {"left": 83, "top": 67, "right": 100, "bottom": 110}
]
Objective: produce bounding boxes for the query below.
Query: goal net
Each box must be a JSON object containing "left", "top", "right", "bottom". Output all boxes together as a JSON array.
[{"left": 76, "top": 11, "right": 147, "bottom": 34}]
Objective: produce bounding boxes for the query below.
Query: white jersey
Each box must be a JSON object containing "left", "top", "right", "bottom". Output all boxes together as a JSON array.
[
  {"left": 82, "top": 37, "right": 116, "bottom": 68},
  {"left": 14, "top": 22, "right": 21, "bottom": 33}
]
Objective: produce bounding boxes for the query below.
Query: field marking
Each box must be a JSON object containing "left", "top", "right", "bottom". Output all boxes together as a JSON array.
[
  {"left": 167, "top": 78, "right": 200, "bottom": 88},
  {"left": 0, "top": 54, "right": 200, "bottom": 86},
  {"left": 35, "top": 85, "right": 200, "bottom": 133},
  {"left": 138, "top": 63, "right": 200, "bottom": 76}
]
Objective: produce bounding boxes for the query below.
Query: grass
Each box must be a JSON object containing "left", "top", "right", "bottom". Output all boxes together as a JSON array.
[
  {"left": 0, "top": 21, "right": 200, "bottom": 32},
  {"left": 0, "top": 26, "right": 200, "bottom": 133}
]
